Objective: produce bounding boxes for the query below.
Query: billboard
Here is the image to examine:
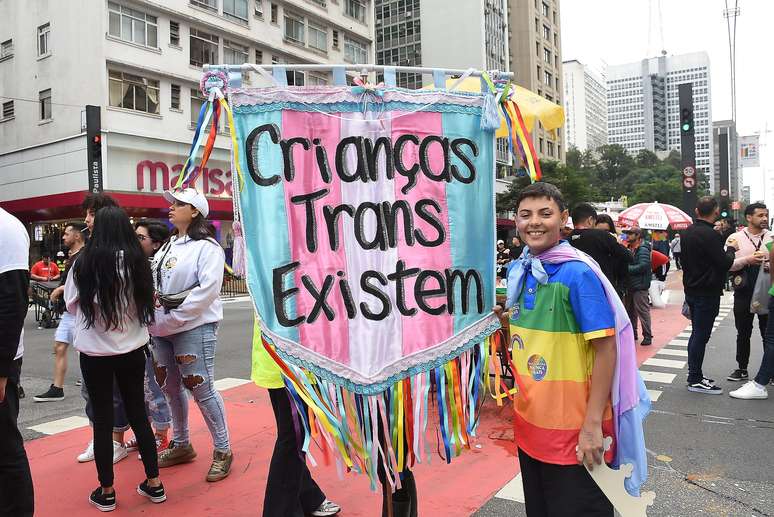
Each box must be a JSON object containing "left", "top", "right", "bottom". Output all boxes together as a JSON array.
[{"left": 739, "top": 135, "right": 760, "bottom": 167}]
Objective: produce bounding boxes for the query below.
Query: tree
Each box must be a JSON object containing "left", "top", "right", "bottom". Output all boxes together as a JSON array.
[
  {"left": 595, "top": 145, "right": 635, "bottom": 199},
  {"left": 635, "top": 149, "right": 659, "bottom": 168},
  {"left": 496, "top": 159, "right": 592, "bottom": 214}
]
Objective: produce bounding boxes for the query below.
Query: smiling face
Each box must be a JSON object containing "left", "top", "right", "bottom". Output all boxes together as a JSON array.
[{"left": 516, "top": 195, "right": 567, "bottom": 255}]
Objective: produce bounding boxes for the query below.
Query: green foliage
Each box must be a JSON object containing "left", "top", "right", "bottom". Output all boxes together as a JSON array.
[{"left": 497, "top": 144, "right": 709, "bottom": 213}]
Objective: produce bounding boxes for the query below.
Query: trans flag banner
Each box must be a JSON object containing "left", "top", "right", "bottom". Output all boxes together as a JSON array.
[{"left": 230, "top": 85, "right": 500, "bottom": 481}]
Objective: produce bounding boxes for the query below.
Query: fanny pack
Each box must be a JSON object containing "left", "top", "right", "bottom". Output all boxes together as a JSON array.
[{"left": 158, "top": 283, "right": 199, "bottom": 312}]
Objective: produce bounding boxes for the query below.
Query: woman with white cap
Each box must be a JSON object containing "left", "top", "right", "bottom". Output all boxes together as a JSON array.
[{"left": 149, "top": 188, "right": 233, "bottom": 482}]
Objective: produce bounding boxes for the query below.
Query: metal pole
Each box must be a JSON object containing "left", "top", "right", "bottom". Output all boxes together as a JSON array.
[{"left": 203, "top": 63, "right": 514, "bottom": 79}]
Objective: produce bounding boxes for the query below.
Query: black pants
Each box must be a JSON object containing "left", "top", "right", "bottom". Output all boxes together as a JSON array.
[
  {"left": 263, "top": 388, "right": 326, "bottom": 517},
  {"left": 686, "top": 295, "right": 720, "bottom": 384},
  {"left": 80, "top": 347, "right": 159, "bottom": 487},
  {"left": 518, "top": 449, "right": 613, "bottom": 517},
  {"left": 674, "top": 252, "right": 681, "bottom": 269},
  {"left": 734, "top": 294, "right": 767, "bottom": 370},
  {"left": 0, "top": 358, "right": 34, "bottom": 517}
]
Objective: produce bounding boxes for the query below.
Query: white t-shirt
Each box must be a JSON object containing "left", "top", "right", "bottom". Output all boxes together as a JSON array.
[
  {"left": 150, "top": 235, "right": 224, "bottom": 337},
  {"left": 0, "top": 208, "right": 30, "bottom": 360},
  {"left": 64, "top": 255, "right": 150, "bottom": 356}
]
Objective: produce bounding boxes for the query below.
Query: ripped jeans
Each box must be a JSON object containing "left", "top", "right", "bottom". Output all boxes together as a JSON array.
[{"left": 151, "top": 323, "right": 230, "bottom": 451}]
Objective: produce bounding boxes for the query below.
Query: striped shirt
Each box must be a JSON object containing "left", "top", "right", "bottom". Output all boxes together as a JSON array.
[{"left": 508, "top": 260, "right": 616, "bottom": 465}]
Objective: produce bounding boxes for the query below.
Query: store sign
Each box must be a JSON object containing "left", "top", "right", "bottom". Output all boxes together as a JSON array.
[{"left": 136, "top": 160, "right": 232, "bottom": 196}]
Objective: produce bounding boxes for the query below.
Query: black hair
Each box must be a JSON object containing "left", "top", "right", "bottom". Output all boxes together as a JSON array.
[
  {"left": 41, "top": 251, "right": 51, "bottom": 258},
  {"left": 82, "top": 193, "right": 118, "bottom": 212},
  {"left": 572, "top": 203, "right": 598, "bottom": 224},
  {"left": 595, "top": 213, "right": 617, "bottom": 234},
  {"left": 744, "top": 202, "right": 767, "bottom": 217},
  {"left": 696, "top": 196, "right": 718, "bottom": 217},
  {"left": 515, "top": 182, "right": 567, "bottom": 212},
  {"left": 65, "top": 221, "right": 87, "bottom": 234},
  {"left": 73, "top": 206, "right": 154, "bottom": 330},
  {"left": 171, "top": 211, "right": 216, "bottom": 241},
  {"left": 134, "top": 220, "right": 171, "bottom": 245}
]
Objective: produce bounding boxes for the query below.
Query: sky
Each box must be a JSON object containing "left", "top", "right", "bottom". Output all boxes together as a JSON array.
[{"left": 560, "top": 0, "right": 773, "bottom": 201}]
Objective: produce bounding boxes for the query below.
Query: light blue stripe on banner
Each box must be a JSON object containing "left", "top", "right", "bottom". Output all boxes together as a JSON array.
[
  {"left": 332, "top": 66, "right": 347, "bottom": 86},
  {"left": 273, "top": 66, "right": 288, "bottom": 87},
  {"left": 443, "top": 112, "right": 495, "bottom": 333},
  {"left": 383, "top": 67, "right": 397, "bottom": 86},
  {"left": 235, "top": 110, "right": 298, "bottom": 342},
  {"left": 433, "top": 69, "right": 446, "bottom": 88}
]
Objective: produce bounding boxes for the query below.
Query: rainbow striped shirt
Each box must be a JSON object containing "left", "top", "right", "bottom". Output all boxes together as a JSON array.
[{"left": 508, "top": 260, "right": 616, "bottom": 465}]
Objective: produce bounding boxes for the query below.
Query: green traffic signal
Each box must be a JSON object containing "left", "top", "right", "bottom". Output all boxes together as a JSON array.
[
  {"left": 682, "top": 122, "right": 691, "bottom": 131},
  {"left": 720, "top": 210, "right": 729, "bottom": 218}
]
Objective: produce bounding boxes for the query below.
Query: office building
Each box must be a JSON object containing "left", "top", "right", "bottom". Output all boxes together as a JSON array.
[
  {"left": 562, "top": 59, "right": 607, "bottom": 152},
  {"left": 508, "top": 0, "right": 564, "bottom": 163},
  {"left": 713, "top": 120, "right": 741, "bottom": 202},
  {"left": 0, "top": 0, "right": 374, "bottom": 255},
  {"left": 607, "top": 52, "right": 713, "bottom": 190}
]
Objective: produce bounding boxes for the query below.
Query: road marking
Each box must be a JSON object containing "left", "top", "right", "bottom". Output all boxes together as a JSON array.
[
  {"left": 213, "top": 377, "right": 251, "bottom": 391},
  {"left": 647, "top": 389, "right": 663, "bottom": 402},
  {"left": 494, "top": 473, "right": 525, "bottom": 503},
  {"left": 222, "top": 296, "right": 251, "bottom": 304},
  {"left": 640, "top": 370, "right": 677, "bottom": 384},
  {"left": 657, "top": 348, "right": 688, "bottom": 357},
  {"left": 669, "top": 339, "right": 688, "bottom": 347},
  {"left": 28, "top": 416, "right": 89, "bottom": 435},
  {"left": 644, "top": 357, "right": 686, "bottom": 369},
  {"left": 677, "top": 331, "right": 691, "bottom": 338}
]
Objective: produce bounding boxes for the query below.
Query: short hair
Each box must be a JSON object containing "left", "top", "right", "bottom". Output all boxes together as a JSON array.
[
  {"left": 134, "top": 219, "right": 171, "bottom": 244},
  {"left": 572, "top": 203, "right": 597, "bottom": 223},
  {"left": 696, "top": 196, "right": 718, "bottom": 217},
  {"left": 744, "top": 202, "right": 767, "bottom": 217},
  {"left": 65, "top": 221, "right": 87, "bottom": 234},
  {"left": 624, "top": 227, "right": 643, "bottom": 238},
  {"left": 516, "top": 182, "right": 566, "bottom": 212},
  {"left": 82, "top": 193, "right": 118, "bottom": 212}
]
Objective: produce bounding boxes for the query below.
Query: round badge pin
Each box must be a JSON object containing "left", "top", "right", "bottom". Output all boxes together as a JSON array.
[{"left": 527, "top": 354, "right": 548, "bottom": 381}]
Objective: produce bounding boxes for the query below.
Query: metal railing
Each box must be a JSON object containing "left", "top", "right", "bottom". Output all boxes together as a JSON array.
[{"left": 221, "top": 274, "right": 249, "bottom": 298}]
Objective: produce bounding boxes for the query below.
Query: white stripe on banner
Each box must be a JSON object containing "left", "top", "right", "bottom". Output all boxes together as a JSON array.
[{"left": 339, "top": 112, "right": 402, "bottom": 379}]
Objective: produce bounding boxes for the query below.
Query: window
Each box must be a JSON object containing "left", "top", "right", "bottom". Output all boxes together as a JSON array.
[
  {"left": 39, "top": 89, "right": 52, "bottom": 120},
  {"left": 286, "top": 70, "right": 305, "bottom": 86},
  {"left": 223, "top": 0, "right": 248, "bottom": 22},
  {"left": 37, "top": 23, "right": 50, "bottom": 56},
  {"left": 108, "top": 70, "right": 160, "bottom": 114},
  {"left": 2, "top": 100, "right": 13, "bottom": 120},
  {"left": 190, "top": 28, "right": 218, "bottom": 67},
  {"left": 554, "top": 32, "right": 558, "bottom": 46},
  {"left": 311, "top": 0, "right": 327, "bottom": 6},
  {"left": 543, "top": 47, "right": 551, "bottom": 64},
  {"left": 534, "top": 18, "right": 539, "bottom": 33},
  {"left": 270, "top": 3, "right": 278, "bottom": 23},
  {"left": 345, "top": 0, "right": 366, "bottom": 22},
  {"left": 307, "top": 73, "right": 328, "bottom": 85},
  {"left": 256, "top": 49, "right": 263, "bottom": 63},
  {"left": 224, "top": 39, "right": 248, "bottom": 64},
  {"left": 108, "top": 3, "right": 158, "bottom": 47},
  {"left": 535, "top": 42, "right": 540, "bottom": 57},
  {"left": 255, "top": 0, "right": 264, "bottom": 17},
  {"left": 344, "top": 36, "right": 367, "bottom": 63},
  {"left": 542, "top": 25, "right": 550, "bottom": 40},
  {"left": 284, "top": 15, "right": 304, "bottom": 44},
  {"left": 191, "top": 0, "right": 217, "bottom": 11},
  {"left": 541, "top": 2, "right": 549, "bottom": 17},
  {"left": 544, "top": 70, "right": 552, "bottom": 85},
  {"left": 308, "top": 22, "right": 327, "bottom": 51},
  {"left": 1, "top": 39, "right": 13, "bottom": 59},
  {"left": 538, "top": 137, "right": 544, "bottom": 153},
  {"left": 553, "top": 10, "right": 557, "bottom": 23},
  {"left": 547, "top": 141, "right": 554, "bottom": 156},
  {"left": 170, "top": 21, "right": 180, "bottom": 46},
  {"left": 171, "top": 84, "right": 181, "bottom": 109},
  {"left": 332, "top": 29, "right": 339, "bottom": 48},
  {"left": 191, "top": 88, "right": 205, "bottom": 126},
  {"left": 555, "top": 76, "right": 559, "bottom": 90}
]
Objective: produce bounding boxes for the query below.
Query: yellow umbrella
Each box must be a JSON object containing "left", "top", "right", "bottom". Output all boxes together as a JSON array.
[{"left": 423, "top": 77, "right": 565, "bottom": 137}]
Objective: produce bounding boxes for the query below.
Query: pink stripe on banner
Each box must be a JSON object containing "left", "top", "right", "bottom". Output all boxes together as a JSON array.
[
  {"left": 281, "top": 110, "right": 349, "bottom": 364},
  {"left": 339, "top": 113, "right": 403, "bottom": 379},
  {"left": 391, "top": 112, "right": 454, "bottom": 355}
]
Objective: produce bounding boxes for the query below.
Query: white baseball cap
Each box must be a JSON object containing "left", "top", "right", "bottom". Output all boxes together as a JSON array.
[{"left": 163, "top": 188, "right": 210, "bottom": 218}]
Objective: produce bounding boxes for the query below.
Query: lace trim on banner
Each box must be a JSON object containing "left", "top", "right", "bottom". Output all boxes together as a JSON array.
[
  {"left": 229, "top": 86, "right": 485, "bottom": 109},
  {"left": 232, "top": 101, "right": 483, "bottom": 116},
  {"left": 262, "top": 314, "right": 501, "bottom": 395}
]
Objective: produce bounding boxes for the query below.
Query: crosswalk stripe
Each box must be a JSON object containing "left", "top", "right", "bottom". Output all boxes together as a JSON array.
[
  {"left": 677, "top": 332, "right": 691, "bottom": 338},
  {"left": 640, "top": 370, "right": 677, "bottom": 383},
  {"left": 647, "top": 389, "right": 663, "bottom": 402},
  {"left": 213, "top": 377, "right": 251, "bottom": 391},
  {"left": 28, "top": 416, "right": 89, "bottom": 435},
  {"left": 644, "top": 357, "right": 686, "bottom": 369},
  {"left": 495, "top": 473, "right": 525, "bottom": 503},
  {"left": 657, "top": 348, "right": 688, "bottom": 357},
  {"left": 669, "top": 340, "right": 688, "bottom": 347}
]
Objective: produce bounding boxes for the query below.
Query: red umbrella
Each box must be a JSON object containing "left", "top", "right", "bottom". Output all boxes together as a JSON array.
[{"left": 617, "top": 202, "right": 692, "bottom": 230}]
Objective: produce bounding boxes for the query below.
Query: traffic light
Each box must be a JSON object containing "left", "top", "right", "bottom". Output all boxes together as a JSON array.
[
  {"left": 680, "top": 106, "right": 694, "bottom": 133},
  {"left": 85, "top": 105, "right": 103, "bottom": 192},
  {"left": 91, "top": 134, "right": 102, "bottom": 158},
  {"left": 719, "top": 199, "right": 731, "bottom": 219}
]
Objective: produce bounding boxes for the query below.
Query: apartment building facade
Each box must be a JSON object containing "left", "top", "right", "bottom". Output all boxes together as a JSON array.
[
  {"left": 562, "top": 59, "right": 607, "bottom": 152},
  {"left": 0, "top": 0, "right": 374, "bottom": 255}
]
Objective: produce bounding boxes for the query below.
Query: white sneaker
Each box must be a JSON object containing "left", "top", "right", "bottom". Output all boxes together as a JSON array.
[
  {"left": 729, "top": 381, "right": 769, "bottom": 400},
  {"left": 77, "top": 440, "right": 94, "bottom": 463},
  {"left": 113, "top": 440, "right": 128, "bottom": 464}
]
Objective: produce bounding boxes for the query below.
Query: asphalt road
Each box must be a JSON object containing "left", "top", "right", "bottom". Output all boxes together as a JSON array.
[{"left": 17, "top": 299, "right": 256, "bottom": 441}]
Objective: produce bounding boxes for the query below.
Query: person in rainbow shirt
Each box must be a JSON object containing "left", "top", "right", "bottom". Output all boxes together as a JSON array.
[{"left": 497, "top": 182, "right": 650, "bottom": 516}]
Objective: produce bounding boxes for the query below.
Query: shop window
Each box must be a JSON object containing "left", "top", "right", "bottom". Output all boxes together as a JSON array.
[
  {"left": 37, "top": 22, "right": 50, "bottom": 57},
  {"left": 108, "top": 2, "right": 158, "bottom": 48},
  {"left": 170, "top": 21, "right": 180, "bottom": 46},
  {"left": 190, "top": 27, "right": 218, "bottom": 67},
  {"left": 108, "top": 70, "right": 160, "bottom": 114},
  {"left": 39, "top": 89, "right": 52, "bottom": 120}
]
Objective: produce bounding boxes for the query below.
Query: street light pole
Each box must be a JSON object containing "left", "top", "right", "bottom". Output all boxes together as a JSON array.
[{"left": 723, "top": 1, "right": 741, "bottom": 123}]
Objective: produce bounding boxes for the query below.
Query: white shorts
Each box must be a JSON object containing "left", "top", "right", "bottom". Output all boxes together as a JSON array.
[{"left": 54, "top": 311, "right": 75, "bottom": 344}]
